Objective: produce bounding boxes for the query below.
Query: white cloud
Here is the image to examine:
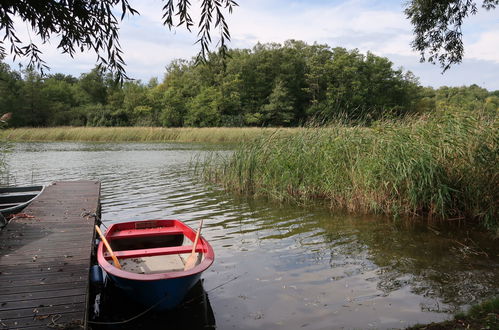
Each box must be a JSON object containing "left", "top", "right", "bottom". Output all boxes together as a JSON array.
[
  {"left": 466, "top": 29, "right": 499, "bottom": 63},
  {"left": 228, "top": 1, "right": 411, "bottom": 48},
  {"left": 2, "top": 0, "right": 498, "bottom": 89}
]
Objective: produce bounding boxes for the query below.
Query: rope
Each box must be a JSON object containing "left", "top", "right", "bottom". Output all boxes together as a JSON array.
[
  {"left": 81, "top": 211, "right": 108, "bottom": 230},
  {"left": 87, "top": 275, "right": 241, "bottom": 326},
  {"left": 87, "top": 293, "right": 171, "bottom": 325}
]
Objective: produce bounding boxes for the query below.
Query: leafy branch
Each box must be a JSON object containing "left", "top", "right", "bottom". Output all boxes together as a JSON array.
[{"left": 0, "top": 0, "right": 238, "bottom": 82}]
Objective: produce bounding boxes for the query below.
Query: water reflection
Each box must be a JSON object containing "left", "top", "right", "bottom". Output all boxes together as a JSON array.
[
  {"left": 2, "top": 142, "right": 498, "bottom": 329},
  {"left": 92, "top": 280, "right": 216, "bottom": 329}
]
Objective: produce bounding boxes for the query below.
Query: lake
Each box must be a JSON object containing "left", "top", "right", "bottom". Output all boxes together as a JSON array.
[{"left": 2, "top": 142, "right": 498, "bottom": 329}]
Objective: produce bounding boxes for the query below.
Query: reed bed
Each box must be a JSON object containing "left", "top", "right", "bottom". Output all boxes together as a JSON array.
[
  {"left": 0, "top": 126, "right": 291, "bottom": 143},
  {"left": 203, "top": 111, "right": 498, "bottom": 230}
]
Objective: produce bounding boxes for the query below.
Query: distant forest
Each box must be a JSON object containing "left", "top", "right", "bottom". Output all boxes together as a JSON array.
[{"left": 1, "top": 40, "right": 498, "bottom": 128}]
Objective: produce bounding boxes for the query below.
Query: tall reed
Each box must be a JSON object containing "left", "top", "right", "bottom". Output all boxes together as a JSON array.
[
  {"left": 0, "top": 126, "right": 289, "bottom": 144},
  {"left": 204, "top": 111, "right": 498, "bottom": 230}
]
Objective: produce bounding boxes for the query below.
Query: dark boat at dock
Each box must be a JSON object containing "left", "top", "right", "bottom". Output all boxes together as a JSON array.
[{"left": 0, "top": 185, "right": 44, "bottom": 223}]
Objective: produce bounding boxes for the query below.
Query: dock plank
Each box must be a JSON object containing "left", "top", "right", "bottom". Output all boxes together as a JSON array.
[
  {"left": 0, "top": 311, "right": 84, "bottom": 329},
  {"left": 0, "top": 181, "right": 100, "bottom": 330}
]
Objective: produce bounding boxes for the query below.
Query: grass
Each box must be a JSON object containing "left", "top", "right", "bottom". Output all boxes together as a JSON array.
[
  {"left": 203, "top": 111, "right": 498, "bottom": 231},
  {"left": 2, "top": 111, "right": 497, "bottom": 231},
  {"left": 0, "top": 126, "right": 290, "bottom": 144},
  {"left": 407, "top": 297, "right": 499, "bottom": 329}
]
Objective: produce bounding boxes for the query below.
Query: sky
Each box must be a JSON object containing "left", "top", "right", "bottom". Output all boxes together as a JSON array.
[{"left": 6, "top": 0, "right": 499, "bottom": 90}]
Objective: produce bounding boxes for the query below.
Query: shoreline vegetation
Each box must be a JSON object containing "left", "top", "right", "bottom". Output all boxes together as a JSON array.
[
  {"left": 407, "top": 297, "right": 499, "bottom": 329},
  {"left": 201, "top": 111, "right": 498, "bottom": 233},
  {"left": 1, "top": 110, "right": 497, "bottom": 234},
  {"left": 0, "top": 126, "right": 279, "bottom": 143}
]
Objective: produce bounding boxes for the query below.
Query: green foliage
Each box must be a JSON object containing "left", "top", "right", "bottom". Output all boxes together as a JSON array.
[
  {"left": 0, "top": 126, "right": 278, "bottom": 143},
  {"left": 185, "top": 86, "right": 222, "bottom": 127},
  {"left": 0, "top": 0, "right": 237, "bottom": 81},
  {"left": 0, "top": 41, "right": 497, "bottom": 129},
  {"left": 261, "top": 79, "right": 295, "bottom": 126},
  {"left": 0, "top": 62, "right": 22, "bottom": 122},
  {"left": 152, "top": 41, "right": 422, "bottom": 127},
  {"left": 409, "top": 296, "right": 499, "bottom": 329},
  {"left": 406, "top": 0, "right": 499, "bottom": 71},
  {"left": 204, "top": 111, "right": 498, "bottom": 230}
]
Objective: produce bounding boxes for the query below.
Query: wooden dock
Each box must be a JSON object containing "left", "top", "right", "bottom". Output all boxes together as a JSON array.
[{"left": 0, "top": 181, "right": 101, "bottom": 329}]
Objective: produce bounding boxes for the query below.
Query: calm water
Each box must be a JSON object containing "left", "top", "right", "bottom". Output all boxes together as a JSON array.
[{"left": 2, "top": 142, "right": 498, "bottom": 329}]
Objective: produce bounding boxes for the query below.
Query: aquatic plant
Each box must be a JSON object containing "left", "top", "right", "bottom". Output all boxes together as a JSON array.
[
  {"left": 0, "top": 126, "right": 284, "bottom": 144},
  {"left": 204, "top": 111, "right": 498, "bottom": 230},
  {"left": 408, "top": 296, "right": 499, "bottom": 329}
]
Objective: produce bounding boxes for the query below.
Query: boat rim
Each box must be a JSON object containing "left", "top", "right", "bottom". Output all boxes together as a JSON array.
[
  {"left": 97, "top": 219, "right": 215, "bottom": 281},
  {"left": 0, "top": 185, "right": 46, "bottom": 215}
]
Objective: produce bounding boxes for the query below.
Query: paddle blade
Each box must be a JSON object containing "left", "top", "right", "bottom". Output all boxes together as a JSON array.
[
  {"left": 184, "top": 252, "right": 199, "bottom": 271},
  {"left": 184, "top": 219, "right": 203, "bottom": 271}
]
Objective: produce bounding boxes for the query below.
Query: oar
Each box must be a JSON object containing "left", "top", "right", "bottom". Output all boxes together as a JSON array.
[
  {"left": 95, "top": 225, "right": 121, "bottom": 269},
  {"left": 184, "top": 219, "right": 203, "bottom": 271}
]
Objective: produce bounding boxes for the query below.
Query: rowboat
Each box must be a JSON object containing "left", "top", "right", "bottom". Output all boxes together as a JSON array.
[
  {"left": 0, "top": 185, "right": 44, "bottom": 215},
  {"left": 96, "top": 219, "right": 214, "bottom": 310}
]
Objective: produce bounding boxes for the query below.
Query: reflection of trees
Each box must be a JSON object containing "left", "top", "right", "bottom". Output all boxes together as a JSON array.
[
  {"left": 319, "top": 218, "right": 499, "bottom": 310},
  {"left": 246, "top": 205, "right": 499, "bottom": 312},
  {"left": 169, "top": 189, "right": 498, "bottom": 313},
  {"left": 94, "top": 280, "right": 215, "bottom": 329}
]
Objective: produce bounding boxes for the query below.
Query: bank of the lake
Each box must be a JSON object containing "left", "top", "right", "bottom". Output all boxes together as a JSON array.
[
  {"left": 0, "top": 126, "right": 282, "bottom": 143},
  {"left": 203, "top": 111, "right": 498, "bottom": 232},
  {"left": 408, "top": 297, "right": 499, "bottom": 329},
  {"left": 2, "top": 110, "right": 497, "bottom": 231}
]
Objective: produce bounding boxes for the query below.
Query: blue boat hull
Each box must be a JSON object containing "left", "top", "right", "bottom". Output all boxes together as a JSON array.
[{"left": 106, "top": 271, "right": 202, "bottom": 310}]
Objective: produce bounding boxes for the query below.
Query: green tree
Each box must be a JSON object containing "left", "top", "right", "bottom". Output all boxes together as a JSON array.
[
  {"left": 185, "top": 86, "right": 222, "bottom": 127},
  {"left": 159, "top": 60, "right": 200, "bottom": 127},
  {"left": 261, "top": 79, "right": 295, "bottom": 126},
  {"left": 160, "top": 88, "right": 187, "bottom": 127},
  {"left": 0, "top": 62, "right": 22, "bottom": 124},
  {"left": 17, "top": 68, "right": 50, "bottom": 126},
  {"left": 42, "top": 75, "right": 78, "bottom": 125},
  {"left": 78, "top": 67, "right": 108, "bottom": 105}
]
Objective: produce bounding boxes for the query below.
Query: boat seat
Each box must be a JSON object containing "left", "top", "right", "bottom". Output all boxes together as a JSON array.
[
  {"left": 103, "top": 245, "right": 204, "bottom": 260},
  {"left": 0, "top": 203, "right": 19, "bottom": 208},
  {"left": 107, "top": 227, "right": 185, "bottom": 240}
]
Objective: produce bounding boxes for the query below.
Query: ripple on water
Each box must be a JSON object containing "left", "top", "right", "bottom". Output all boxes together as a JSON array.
[{"left": 2, "top": 142, "right": 499, "bottom": 330}]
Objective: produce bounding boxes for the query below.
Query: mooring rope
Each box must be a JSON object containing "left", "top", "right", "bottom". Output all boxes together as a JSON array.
[{"left": 87, "top": 275, "right": 241, "bottom": 326}]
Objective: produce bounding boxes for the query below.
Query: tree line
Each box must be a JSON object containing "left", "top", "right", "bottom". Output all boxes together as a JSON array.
[{"left": 1, "top": 40, "right": 497, "bottom": 128}]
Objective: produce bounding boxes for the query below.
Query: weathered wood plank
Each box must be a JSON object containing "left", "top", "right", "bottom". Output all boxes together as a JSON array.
[
  {"left": 0, "top": 264, "right": 89, "bottom": 280},
  {"left": 0, "top": 311, "right": 84, "bottom": 329},
  {"left": 0, "top": 285, "right": 86, "bottom": 301},
  {"left": 0, "top": 181, "right": 100, "bottom": 330},
  {"left": 0, "top": 294, "right": 85, "bottom": 311},
  {"left": 0, "top": 302, "right": 82, "bottom": 320},
  {"left": 0, "top": 272, "right": 88, "bottom": 287},
  {"left": 0, "top": 279, "right": 87, "bottom": 295}
]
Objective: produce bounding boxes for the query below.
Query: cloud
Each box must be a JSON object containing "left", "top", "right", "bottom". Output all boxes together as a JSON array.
[
  {"left": 466, "top": 29, "right": 499, "bottom": 63},
  {"left": 2, "top": 0, "right": 498, "bottom": 90},
  {"left": 228, "top": 0, "right": 411, "bottom": 49}
]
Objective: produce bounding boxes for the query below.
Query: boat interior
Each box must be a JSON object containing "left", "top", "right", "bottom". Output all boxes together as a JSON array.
[
  {"left": 103, "top": 221, "right": 205, "bottom": 274},
  {"left": 0, "top": 185, "right": 44, "bottom": 214}
]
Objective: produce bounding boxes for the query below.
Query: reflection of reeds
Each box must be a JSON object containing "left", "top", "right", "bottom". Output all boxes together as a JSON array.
[
  {"left": 409, "top": 297, "right": 499, "bottom": 329},
  {"left": 204, "top": 112, "right": 498, "bottom": 230},
  {"left": 0, "top": 126, "right": 291, "bottom": 143}
]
